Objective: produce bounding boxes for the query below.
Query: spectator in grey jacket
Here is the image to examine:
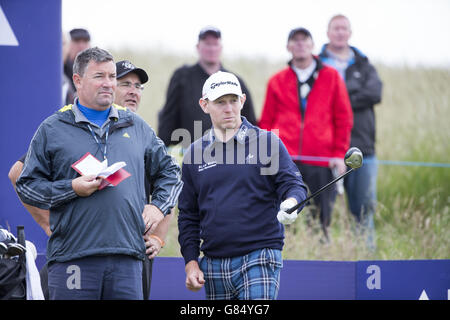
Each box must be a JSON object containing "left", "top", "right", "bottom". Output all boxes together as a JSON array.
[
  {"left": 16, "top": 47, "right": 182, "bottom": 299},
  {"left": 319, "top": 14, "right": 382, "bottom": 251}
]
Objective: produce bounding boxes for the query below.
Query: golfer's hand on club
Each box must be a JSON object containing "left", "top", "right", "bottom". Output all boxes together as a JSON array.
[
  {"left": 329, "top": 157, "right": 346, "bottom": 175},
  {"left": 185, "top": 260, "right": 205, "bottom": 292},
  {"left": 142, "top": 204, "right": 164, "bottom": 235},
  {"left": 72, "top": 175, "right": 102, "bottom": 197},
  {"left": 277, "top": 197, "right": 298, "bottom": 225}
]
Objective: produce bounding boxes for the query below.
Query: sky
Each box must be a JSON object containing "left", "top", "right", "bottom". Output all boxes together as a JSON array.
[{"left": 62, "top": 0, "right": 450, "bottom": 67}]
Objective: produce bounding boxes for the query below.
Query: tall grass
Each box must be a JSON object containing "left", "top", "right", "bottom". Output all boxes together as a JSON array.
[{"left": 110, "top": 48, "right": 450, "bottom": 261}]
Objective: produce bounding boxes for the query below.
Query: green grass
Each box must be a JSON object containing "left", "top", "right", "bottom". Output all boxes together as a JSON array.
[{"left": 110, "top": 48, "right": 450, "bottom": 261}]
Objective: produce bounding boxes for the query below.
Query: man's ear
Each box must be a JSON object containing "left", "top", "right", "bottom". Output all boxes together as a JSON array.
[
  {"left": 239, "top": 94, "right": 246, "bottom": 110},
  {"left": 286, "top": 42, "right": 292, "bottom": 54},
  {"left": 199, "top": 98, "right": 209, "bottom": 114},
  {"left": 73, "top": 73, "right": 82, "bottom": 90}
]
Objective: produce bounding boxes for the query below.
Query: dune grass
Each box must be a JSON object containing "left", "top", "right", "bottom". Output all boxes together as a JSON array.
[{"left": 110, "top": 48, "right": 450, "bottom": 261}]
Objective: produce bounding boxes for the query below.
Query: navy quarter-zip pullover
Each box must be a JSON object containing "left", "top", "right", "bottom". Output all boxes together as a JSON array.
[{"left": 178, "top": 117, "right": 307, "bottom": 264}]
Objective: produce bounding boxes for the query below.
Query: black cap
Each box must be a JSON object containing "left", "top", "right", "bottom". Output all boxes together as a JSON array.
[
  {"left": 70, "top": 28, "right": 90, "bottom": 41},
  {"left": 116, "top": 60, "right": 149, "bottom": 84},
  {"left": 288, "top": 27, "right": 313, "bottom": 42},
  {"left": 198, "top": 26, "right": 221, "bottom": 40}
]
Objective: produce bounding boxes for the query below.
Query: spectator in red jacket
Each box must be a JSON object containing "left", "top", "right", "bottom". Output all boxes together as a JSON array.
[{"left": 259, "top": 27, "right": 353, "bottom": 241}]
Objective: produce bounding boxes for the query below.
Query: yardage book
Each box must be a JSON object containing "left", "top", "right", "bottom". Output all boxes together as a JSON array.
[{"left": 71, "top": 152, "right": 131, "bottom": 190}]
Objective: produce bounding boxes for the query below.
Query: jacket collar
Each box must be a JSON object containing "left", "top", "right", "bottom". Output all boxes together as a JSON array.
[
  {"left": 206, "top": 116, "right": 253, "bottom": 146},
  {"left": 319, "top": 44, "right": 368, "bottom": 64},
  {"left": 57, "top": 99, "right": 133, "bottom": 128},
  {"left": 70, "top": 98, "right": 119, "bottom": 125},
  {"left": 195, "top": 62, "right": 226, "bottom": 77},
  {"left": 288, "top": 55, "right": 323, "bottom": 71}
]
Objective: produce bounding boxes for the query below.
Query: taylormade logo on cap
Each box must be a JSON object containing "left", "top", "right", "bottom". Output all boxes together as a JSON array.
[
  {"left": 202, "top": 71, "right": 243, "bottom": 101},
  {"left": 210, "top": 80, "right": 239, "bottom": 90}
]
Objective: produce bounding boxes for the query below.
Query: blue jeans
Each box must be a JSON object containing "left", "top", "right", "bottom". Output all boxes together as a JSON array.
[
  {"left": 48, "top": 255, "right": 143, "bottom": 300},
  {"left": 344, "top": 155, "right": 378, "bottom": 251}
]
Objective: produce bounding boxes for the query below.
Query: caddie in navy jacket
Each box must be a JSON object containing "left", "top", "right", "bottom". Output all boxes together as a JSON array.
[{"left": 178, "top": 71, "right": 307, "bottom": 300}]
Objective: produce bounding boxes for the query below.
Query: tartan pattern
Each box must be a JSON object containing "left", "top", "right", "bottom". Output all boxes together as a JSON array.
[{"left": 199, "top": 248, "right": 283, "bottom": 300}]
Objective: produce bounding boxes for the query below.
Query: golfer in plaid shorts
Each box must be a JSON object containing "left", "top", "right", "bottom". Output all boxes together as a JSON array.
[{"left": 178, "top": 71, "right": 307, "bottom": 300}]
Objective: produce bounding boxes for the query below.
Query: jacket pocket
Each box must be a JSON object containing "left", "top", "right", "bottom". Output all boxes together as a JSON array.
[{"left": 262, "top": 248, "right": 283, "bottom": 273}]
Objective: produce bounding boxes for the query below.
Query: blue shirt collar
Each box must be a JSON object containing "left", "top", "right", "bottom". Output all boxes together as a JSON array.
[{"left": 73, "top": 98, "right": 116, "bottom": 127}]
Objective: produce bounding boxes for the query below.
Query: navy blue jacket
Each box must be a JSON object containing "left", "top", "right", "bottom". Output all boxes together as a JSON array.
[
  {"left": 319, "top": 45, "right": 382, "bottom": 156},
  {"left": 157, "top": 63, "right": 257, "bottom": 147},
  {"left": 178, "top": 118, "right": 307, "bottom": 264}
]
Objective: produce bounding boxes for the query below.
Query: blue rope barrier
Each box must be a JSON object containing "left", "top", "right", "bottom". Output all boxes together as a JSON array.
[
  {"left": 373, "top": 159, "right": 450, "bottom": 168},
  {"left": 291, "top": 155, "right": 450, "bottom": 168}
]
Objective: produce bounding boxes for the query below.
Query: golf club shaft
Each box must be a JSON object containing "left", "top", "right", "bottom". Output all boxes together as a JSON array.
[{"left": 286, "top": 168, "right": 355, "bottom": 214}]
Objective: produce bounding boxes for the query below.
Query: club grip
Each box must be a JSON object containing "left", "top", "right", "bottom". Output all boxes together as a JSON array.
[
  {"left": 285, "top": 168, "right": 356, "bottom": 215},
  {"left": 285, "top": 200, "right": 305, "bottom": 214}
]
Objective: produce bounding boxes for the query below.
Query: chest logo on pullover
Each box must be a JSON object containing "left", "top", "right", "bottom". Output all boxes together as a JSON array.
[
  {"left": 198, "top": 161, "right": 217, "bottom": 172},
  {"left": 245, "top": 153, "right": 255, "bottom": 164},
  {"left": 123, "top": 132, "right": 130, "bottom": 138}
]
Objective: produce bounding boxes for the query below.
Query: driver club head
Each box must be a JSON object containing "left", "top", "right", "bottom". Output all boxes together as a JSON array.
[{"left": 344, "top": 147, "right": 363, "bottom": 169}]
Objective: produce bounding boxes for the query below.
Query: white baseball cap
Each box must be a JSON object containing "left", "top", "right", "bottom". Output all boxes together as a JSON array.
[{"left": 202, "top": 71, "right": 244, "bottom": 101}]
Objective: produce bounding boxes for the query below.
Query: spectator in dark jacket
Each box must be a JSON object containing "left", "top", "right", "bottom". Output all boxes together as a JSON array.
[
  {"left": 64, "top": 28, "right": 91, "bottom": 93},
  {"left": 62, "top": 32, "right": 76, "bottom": 105},
  {"left": 158, "top": 26, "right": 256, "bottom": 148},
  {"left": 319, "top": 14, "right": 382, "bottom": 251}
]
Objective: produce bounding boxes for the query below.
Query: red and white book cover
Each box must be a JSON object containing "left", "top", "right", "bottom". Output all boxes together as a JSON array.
[{"left": 71, "top": 152, "right": 131, "bottom": 190}]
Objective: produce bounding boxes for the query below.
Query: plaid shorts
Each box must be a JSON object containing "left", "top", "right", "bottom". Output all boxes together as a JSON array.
[{"left": 199, "top": 248, "right": 283, "bottom": 300}]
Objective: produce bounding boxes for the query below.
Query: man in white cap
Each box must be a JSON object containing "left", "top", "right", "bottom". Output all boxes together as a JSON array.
[{"left": 177, "top": 71, "right": 307, "bottom": 300}]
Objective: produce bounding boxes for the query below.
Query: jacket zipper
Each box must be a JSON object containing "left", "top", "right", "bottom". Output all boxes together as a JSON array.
[{"left": 298, "top": 78, "right": 304, "bottom": 161}]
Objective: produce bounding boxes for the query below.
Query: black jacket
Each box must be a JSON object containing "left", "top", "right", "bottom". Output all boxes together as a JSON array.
[
  {"left": 319, "top": 46, "right": 382, "bottom": 156},
  {"left": 157, "top": 63, "right": 256, "bottom": 147}
]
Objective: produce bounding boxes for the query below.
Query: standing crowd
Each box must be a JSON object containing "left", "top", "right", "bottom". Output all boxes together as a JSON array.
[{"left": 8, "top": 14, "right": 382, "bottom": 300}]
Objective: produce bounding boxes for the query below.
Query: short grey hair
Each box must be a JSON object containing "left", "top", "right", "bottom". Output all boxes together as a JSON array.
[
  {"left": 73, "top": 46, "right": 114, "bottom": 76},
  {"left": 327, "top": 14, "right": 351, "bottom": 31}
]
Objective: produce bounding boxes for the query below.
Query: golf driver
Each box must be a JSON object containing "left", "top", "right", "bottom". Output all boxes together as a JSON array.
[{"left": 285, "top": 147, "right": 363, "bottom": 214}]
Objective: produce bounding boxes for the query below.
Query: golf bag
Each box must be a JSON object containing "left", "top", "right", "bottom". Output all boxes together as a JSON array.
[
  {"left": 0, "top": 226, "right": 27, "bottom": 300},
  {"left": 0, "top": 257, "right": 26, "bottom": 299}
]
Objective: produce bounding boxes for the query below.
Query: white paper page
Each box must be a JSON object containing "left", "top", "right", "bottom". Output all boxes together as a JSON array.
[
  {"left": 73, "top": 154, "right": 104, "bottom": 176},
  {"left": 97, "top": 161, "right": 126, "bottom": 178}
]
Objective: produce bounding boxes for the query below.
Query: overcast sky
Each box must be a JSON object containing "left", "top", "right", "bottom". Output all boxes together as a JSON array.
[{"left": 62, "top": 0, "right": 450, "bottom": 67}]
